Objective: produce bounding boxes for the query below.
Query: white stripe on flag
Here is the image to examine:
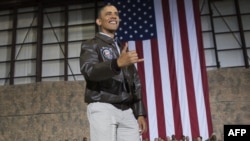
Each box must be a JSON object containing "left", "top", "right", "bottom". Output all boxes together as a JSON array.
[
  {"left": 169, "top": 0, "right": 192, "bottom": 137},
  {"left": 128, "top": 41, "right": 137, "bottom": 68},
  {"left": 142, "top": 39, "right": 159, "bottom": 139},
  {"left": 170, "top": 0, "right": 193, "bottom": 137},
  {"left": 184, "top": 0, "right": 210, "bottom": 138},
  {"left": 154, "top": 0, "right": 175, "bottom": 137}
]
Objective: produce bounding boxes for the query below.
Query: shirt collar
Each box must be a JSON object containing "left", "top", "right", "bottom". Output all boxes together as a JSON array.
[{"left": 99, "top": 32, "right": 113, "bottom": 38}]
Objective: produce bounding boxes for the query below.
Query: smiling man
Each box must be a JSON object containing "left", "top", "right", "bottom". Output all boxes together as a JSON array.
[
  {"left": 96, "top": 5, "right": 119, "bottom": 38},
  {"left": 79, "top": 4, "right": 147, "bottom": 141}
]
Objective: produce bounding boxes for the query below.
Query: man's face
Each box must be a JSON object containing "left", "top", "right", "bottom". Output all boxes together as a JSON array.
[{"left": 96, "top": 5, "right": 120, "bottom": 34}]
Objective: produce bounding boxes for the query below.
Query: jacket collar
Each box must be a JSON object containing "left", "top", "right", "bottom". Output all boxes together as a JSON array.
[{"left": 95, "top": 32, "right": 114, "bottom": 45}]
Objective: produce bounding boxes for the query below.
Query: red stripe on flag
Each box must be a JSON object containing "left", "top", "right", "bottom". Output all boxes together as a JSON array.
[
  {"left": 162, "top": 0, "right": 183, "bottom": 138},
  {"left": 192, "top": 0, "right": 213, "bottom": 136},
  {"left": 177, "top": 0, "right": 200, "bottom": 138},
  {"left": 150, "top": 38, "right": 167, "bottom": 138},
  {"left": 135, "top": 41, "right": 150, "bottom": 140}
]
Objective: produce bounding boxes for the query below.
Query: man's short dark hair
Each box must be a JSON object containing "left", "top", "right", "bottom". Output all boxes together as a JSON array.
[{"left": 97, "top": 4, "right": 117, "bottom": 18}]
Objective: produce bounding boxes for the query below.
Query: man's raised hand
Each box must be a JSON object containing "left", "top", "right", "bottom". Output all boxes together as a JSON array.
[{"left": 117, "top": 42, "right": 144, "bottom": 67}]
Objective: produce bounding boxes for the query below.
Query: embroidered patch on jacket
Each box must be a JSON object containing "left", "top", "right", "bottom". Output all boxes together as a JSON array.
[{"left": 101, "top": 47, "right": 113, "bottom": 60}]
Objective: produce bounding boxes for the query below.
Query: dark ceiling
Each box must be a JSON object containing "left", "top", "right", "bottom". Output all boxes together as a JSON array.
[{"left": 0, "top": 0, "right": 94, "bottom": 9}]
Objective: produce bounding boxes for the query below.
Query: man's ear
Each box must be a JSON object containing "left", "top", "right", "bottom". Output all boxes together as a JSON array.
[{"left": 96, "top": 18, "right": 101, "bottom": 26}]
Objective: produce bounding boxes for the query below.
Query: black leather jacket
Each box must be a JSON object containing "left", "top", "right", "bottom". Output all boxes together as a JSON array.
[{"left": 79, "top": 33, "right": 146, "bottom": 117}]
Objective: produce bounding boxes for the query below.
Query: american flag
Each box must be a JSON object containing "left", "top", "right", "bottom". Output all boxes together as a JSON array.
[
  {"left": 105, "top": 0, "right": 213, "bottom": 140},
  {"left": 110, "top": 0, "right": 157, "bottom": 41}
]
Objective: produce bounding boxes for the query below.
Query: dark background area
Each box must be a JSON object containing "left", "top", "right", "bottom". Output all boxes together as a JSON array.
[{"left": 0, "top": 0, "right": 96, "bottom": 9}]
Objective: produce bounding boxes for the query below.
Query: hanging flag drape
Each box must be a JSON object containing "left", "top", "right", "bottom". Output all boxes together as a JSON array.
[{"left": 104, "top": 0, "right": 213, "bottom": 140}]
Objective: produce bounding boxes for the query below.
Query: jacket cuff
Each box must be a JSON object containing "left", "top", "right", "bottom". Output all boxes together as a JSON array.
[
  {"left": 111, "top": 59, "right": 121, "bottom": 74},
  {"left": 132, "top": 101, "right": 147, "bottom": 118}
]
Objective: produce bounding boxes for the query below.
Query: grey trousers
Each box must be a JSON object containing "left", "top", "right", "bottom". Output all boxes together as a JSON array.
[{"left": 87, "top": 102, "right": 140, "bottom": 141}]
